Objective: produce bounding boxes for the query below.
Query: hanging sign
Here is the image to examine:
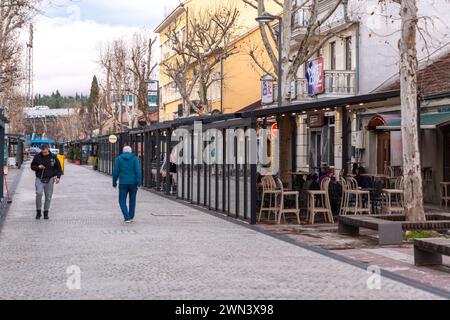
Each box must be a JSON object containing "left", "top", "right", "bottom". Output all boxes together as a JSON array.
[
  {"left": 290, "top": 81, "right": 297, "bottom": 100},
  {"left": 306, "top": 57, "right": 324, "bottom": 96},
  {"left": 261, "top": 75, "right": 274, "bottom": 105},
  {"left": 148, "top": 80, "right": 159, "bottom": 112}
]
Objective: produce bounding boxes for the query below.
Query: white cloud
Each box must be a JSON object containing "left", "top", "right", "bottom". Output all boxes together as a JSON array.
[{"left": 33, "top": 0, "right": 181, "bottom": 95}]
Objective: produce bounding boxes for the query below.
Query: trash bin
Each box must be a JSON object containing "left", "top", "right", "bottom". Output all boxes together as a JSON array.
[{"left": 57, "top": 154, "right": 65, "bottom": 174}]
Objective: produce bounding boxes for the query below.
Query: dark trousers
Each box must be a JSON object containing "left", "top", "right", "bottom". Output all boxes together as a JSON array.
[{"left": 119, "top": 184, "right": 138, "bottom": 221}]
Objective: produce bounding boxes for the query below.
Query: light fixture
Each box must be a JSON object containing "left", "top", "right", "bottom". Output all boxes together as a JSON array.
[{"left": 255, "top": 13, "right": 279, "bottom": 24}]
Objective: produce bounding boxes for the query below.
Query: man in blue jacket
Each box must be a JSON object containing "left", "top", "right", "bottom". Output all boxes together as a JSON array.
[{"left": 113, "top": 146, "right": 142, "bottom": 223}]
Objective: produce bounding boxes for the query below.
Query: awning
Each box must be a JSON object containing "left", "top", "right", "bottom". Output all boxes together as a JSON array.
[{"left": 371, "top": 112, "right": 450, "bottom": 130}]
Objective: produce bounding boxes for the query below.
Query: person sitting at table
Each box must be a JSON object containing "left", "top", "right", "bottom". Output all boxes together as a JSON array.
[
  {"left": 319, "top": 167, "right": 342, "bottom": 215},
  {"left": 304, "top": 174, "right": 320, "bottom": 191},
  {"left": 355, "top": 166, "right": 371, "bottom": 189},
  {"left": 319, "top": 167, "right": 336, "bottom": 184}
]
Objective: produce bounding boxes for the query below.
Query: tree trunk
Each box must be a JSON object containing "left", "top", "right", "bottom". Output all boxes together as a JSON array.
[
  {"left": 399, "top": 0, "right": 425, "bottom": 222},
  {"left": 281, "top": 0, "right": 293, "bottom": 105}
]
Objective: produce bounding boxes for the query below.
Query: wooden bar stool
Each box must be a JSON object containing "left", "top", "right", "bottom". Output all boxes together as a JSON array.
[
  {"left": 441, "top": 182, "right": 450, "bottom": 209},
  {"left": 306, "top": 177, "right": 334, "bottom": 224},
  {"left": 340, "top": 178, "right": 371, "bottom": 215},
  {"left": 381, "top": 177, "right": 404, "bottom": 214},
  {"left": 258, "top": 176, "right": 281, "bottom": 222},
  {"left": 276, "top": 178, "right": 300, "bottom": 225}
]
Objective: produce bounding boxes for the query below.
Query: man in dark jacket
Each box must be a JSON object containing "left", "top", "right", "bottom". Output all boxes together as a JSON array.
[
  {"left": 31, "top": 145, "right": 63, "bottom": 220},
  {"left": 113, "top": 146, "right": 142, "bottom": 223}
]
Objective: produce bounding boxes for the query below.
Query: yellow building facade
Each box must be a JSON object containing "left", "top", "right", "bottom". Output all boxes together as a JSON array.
[{"left": 155, "top": 0, "right": 278, "bottom": 121}]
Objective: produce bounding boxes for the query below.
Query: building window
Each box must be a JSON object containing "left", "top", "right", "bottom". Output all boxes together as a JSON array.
[
  {"left": 330, "top": 41, "right": 336, "bottom": 70},
  {"left": 345, "top": 36, "right": 352, "bottom": 71}
]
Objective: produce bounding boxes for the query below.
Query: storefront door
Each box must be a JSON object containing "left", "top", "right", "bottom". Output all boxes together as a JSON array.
[
  {"left": 310, "top": 130, "right": 322, "bottom": 172},
  {"left": 377, "top": 131, "right": 390, "bottom": 174}
]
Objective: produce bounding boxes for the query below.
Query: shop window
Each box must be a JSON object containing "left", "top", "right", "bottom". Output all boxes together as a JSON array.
[
  {"left": 330, "top": 41, "right": 336, "bottom": 70},
  {"left": 345, "top": 36, "right": 352, "bottom": 71}
]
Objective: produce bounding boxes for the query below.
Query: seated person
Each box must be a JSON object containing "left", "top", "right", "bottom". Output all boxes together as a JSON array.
[{"left": 355, "top": 166, "right": 371, "bottom": 189}]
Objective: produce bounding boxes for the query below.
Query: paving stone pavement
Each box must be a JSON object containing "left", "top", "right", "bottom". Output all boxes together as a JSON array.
[{"left": 0, "top": 163, "right": 444, "bottom": 300}]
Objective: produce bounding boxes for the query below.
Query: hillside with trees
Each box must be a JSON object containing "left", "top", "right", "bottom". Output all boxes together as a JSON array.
[{"left": 33, "top": 90, "right": 88, "bottom": 109}]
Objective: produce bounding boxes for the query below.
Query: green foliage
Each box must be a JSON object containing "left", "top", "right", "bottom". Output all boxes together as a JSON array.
[
  {"left": 405, "top": 230, "right": 437, "bottom": 241},
  {"left": 88, "top": 76, "right": 100, "bottom": 110},
  {"left": 73, "top": 148, "right": 82, "bottom": 161},
  {"left": 34, "top": 91, "right": 88, "bottom": 109},
  {"left": 66, "top": 147, "right": 74, "bottom": 160}
]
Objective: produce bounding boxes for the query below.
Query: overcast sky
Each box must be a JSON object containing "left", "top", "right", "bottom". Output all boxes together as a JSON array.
[{"left": 33, "top": 0, "right": 180, "bottom": 96}]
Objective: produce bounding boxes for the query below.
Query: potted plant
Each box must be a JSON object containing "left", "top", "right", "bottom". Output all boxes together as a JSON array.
[
  {"left": 93, "top": 157, "right": 98, "bottom": 171},
  {"left": 66, "top": 147, "right": 74, "bottom": 163},
  {"left": 73, "top": 148, "right": 81, "bottom": 165}
]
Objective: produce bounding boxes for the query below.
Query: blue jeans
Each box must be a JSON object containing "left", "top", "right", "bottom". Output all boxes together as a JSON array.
[{"left": 119, "top": 184, "right": 138, "bottom": 221}]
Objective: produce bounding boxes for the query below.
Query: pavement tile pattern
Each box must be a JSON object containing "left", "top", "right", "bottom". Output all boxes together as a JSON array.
[{"left": 0, "top": 163, "right": 443, "bottom": 299}]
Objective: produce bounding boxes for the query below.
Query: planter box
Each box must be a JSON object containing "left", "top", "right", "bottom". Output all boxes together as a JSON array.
[{"left": 338, "top": 213, "right": 450, "bottom": 245}]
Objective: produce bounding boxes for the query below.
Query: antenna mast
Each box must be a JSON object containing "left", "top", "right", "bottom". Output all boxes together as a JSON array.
[{"left": 25, "top": 24, "right": 34, "bottom": 109}]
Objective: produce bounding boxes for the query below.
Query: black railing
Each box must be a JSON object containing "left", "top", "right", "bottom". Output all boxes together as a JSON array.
[{"left": 95, "top": 117, "right": 258, "bottom": 225}]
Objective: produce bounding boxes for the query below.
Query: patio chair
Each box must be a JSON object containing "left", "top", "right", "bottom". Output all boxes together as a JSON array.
[
  {"left": 441, "top": 182, "right": 450, "bottom": 209},
  {"left": 276, "top": 178, "right": 301, "bottom": 225},
  {"left": 258, "top": 176, "right": 281, "bottom": 222},
  {"left": 381, "top": 176, "right": 404, "bottom": 214},
  {"left": 339, "top": 177, "right": 371, "bottom": 215},
  {"left": 306, "top": 177, "right": 334, "bottom": 224}
]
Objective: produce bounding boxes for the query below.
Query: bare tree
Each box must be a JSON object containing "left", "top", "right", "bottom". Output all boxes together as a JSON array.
[
  {"left": 98, "top": 31, "right": 157, "bottom": 131},
  {"left": 244, "top": 0, "right": 351, "bottom": 104},
  {"left": 128, "top": 32, "right": 157, "bottom": 125},
  {"left": 0, "top": 0, "right": 38, "bottom": 92},
  {"left": 162, "top": 5, "right": 240, "bottom": 115},
  {"left": 396, "top": 0, "right": 425, "bottom": 221}
]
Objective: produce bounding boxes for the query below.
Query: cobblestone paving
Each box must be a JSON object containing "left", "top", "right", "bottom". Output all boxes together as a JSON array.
[{"left": 0, "top": 163, "right": 443, "bottom": 299}]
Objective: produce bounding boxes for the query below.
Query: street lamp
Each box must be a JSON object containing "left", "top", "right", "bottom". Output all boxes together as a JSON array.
[{"left": 256, "top": 13, "right": 282, "bottom": 107}]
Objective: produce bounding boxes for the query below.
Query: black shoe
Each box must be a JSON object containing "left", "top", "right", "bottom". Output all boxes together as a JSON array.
[
  {"left": 36, "top": 210, "right": 42, "bottom": 220},
  {"left": 44, "top": 211, "right": 49, "bottom": 220}
]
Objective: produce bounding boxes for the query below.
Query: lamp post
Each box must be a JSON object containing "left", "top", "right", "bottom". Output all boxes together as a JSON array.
[{"left": 256, "top": 13, "right": 283, "bottom": 107}]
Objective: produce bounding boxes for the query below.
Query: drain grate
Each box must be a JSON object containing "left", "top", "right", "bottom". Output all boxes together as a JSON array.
[
  {"left": 102, "top": 230, "right": 138, "bottom": 235},
  {"left": 151, "top": 213, "right": 184, "bottom": 217}
]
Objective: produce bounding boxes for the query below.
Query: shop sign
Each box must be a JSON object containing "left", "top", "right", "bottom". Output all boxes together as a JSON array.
[
  {"left": 290, "top": 81, "right": 297, "bottom": 100},
  {"left": 109, "top": 135, "right": 118, "bottom": 144},
  {"left": 307, "top": 113, "right": 325, "bottom": 128},
  {"left": 271, "top": 123, "right": 279, "bottom": 138},
  {"left": 306, "top": 57, "right": 324, "bottom": 96},
  {"left": 262, "top": 75, "right": 274, "bottom": 105}
]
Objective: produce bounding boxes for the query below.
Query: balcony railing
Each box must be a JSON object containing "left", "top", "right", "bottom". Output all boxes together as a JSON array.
[
  {"left": 288, "top": 70, "right": 356, "bottom": 101},
  {"left": 291, "top": 1, "right": 349, "bottom": 39},
  {"left": 292, "top": 6, "right": 311, "bottom": 30}
]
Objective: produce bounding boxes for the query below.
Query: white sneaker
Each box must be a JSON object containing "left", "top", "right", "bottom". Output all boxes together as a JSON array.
[{"left": 124, "top": 220, "right": 132, "bottom": 224}]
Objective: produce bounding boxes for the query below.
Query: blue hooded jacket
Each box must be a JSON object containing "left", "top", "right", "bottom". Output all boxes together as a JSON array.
[{"left": 113, "top": 152, "right": 142, "bottom": 186}]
